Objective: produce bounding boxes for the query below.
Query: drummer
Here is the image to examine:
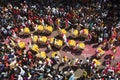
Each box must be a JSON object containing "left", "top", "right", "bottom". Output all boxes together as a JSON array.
[
  {"left": 111, "top": 46, "right": 117, "bottom": 54},
  {"left": 52, "top": 51, "right": 60, "bottom": 64},
  {"left": 108, "top": 36, "right": 117, "bottom": 48},
  {"left": 62, "top": 33, "right": 68, "bottom": 46},
  {"left": 62, "top": 56, "right": 69, "bottom": 64}
]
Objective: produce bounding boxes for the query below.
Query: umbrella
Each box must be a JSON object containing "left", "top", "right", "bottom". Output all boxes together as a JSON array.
[
  {"left": 33, "top": 35, "right": 38, "bottom": 42},
  {"left": 37, "top": 25, "right": 44, "bottom": 31},
  {"left": 39, "top": 36, "right": 47, "bottom": 43},
  {"left": 55, "top": 39, "right": 63, "bottom": 48},
  {"left": 77, "top": 42, "right": 85, "bottom": 49},
  {"left": 68, "top": 40, "right": 76, "bottom": 47},
  {"left": 45, "top": 26, "right": 53, "bottom": 33},
  {"left": 92, "top": 59, "right": 101, "bottom": 66},
  {"left": 18, "top": 41, "right": 26, "bottom": 48},
  {"left": 32, "top": 44, "right": 39, "bottom": 52},
  {"left": 23, "top": 27, "right": 30, "bottom": 33},
  {"left": 80, "top": 29, "right": 89, "bottom": 37}
]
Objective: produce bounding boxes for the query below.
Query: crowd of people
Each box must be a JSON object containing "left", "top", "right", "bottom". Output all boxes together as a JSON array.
[{"left": 0, "top": 0, "right": 120, "bottom": 80}]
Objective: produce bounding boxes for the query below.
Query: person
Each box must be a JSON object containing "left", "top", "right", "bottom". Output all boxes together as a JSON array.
[
  {"left": 62, "top": 33, "right": 68, "bottom": 46},
  {"left": 82, "top": 70, "right": 88, "bottom": 79},
  {"left": 69, "top": 72, "right": 75, "bottom": 80},
  {"left": 85, "top": 57, "right": 89, "bottom": 64},
  {"left": 111, "top": 46, "right": 117, "bottom": 54},
  {"left": 0, "top": 0, "right": 120, "bottom": 79}
]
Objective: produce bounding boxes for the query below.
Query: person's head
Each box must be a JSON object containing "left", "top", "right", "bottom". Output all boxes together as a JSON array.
[
  {"left": 86, "top": 57, "right": 89, "bottom": 60},
  {"left": 80, "top": 60, "right": 82, "bottom": 62}
]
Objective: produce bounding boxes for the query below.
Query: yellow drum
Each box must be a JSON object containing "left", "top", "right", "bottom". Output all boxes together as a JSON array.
[
  {"left": 59, "top": 29, "right": 67, "bottom": 35},
  {"left": 36, "top": 51, "right": 46, "bottom": 59},
  {"left": 80, "top": 29, "right": 89, "bottom": 38},
  {"left": 37, "top": 25, "right": 44, "bottom": 32},
  {"left": 72, "top": 29, "right": 79, "bottom": 38},
  {"left": 68, "top": 40, "right": 76, "bottom": 48},
  {"left": 39, "top": 36, "right": 48, "bottom": 44},
  {"left": 18, "top": 41, "right": 26, "bottom": 49},
  {"left": 49, "top": 37, "right": 55, "bottom": 44},
  {"left": 92, "top": 59, "right": 101, "bottom": 66},
  {"left": 96, "top": 47, "right": 105, "bottom": 57},
  {"left": 32, "top": 35, "right": 38, "bottom": 42},
  {"left": 76, "top": 42, "right": 85, "bottom": 50},
  {"left": 23, "top": 27, "right": 30, "bottom": 34},
  {"left": 51, "top": 51, "right": 60, "bottom": 58},
  {"left": 32, "top": 44, "right": 39, "bottom": 52},
  {"left": 45, "top": 26, "right": 53, "bottom": 34},
  {"left": 54, "top": 39, "right": 63, "bottom": 48}
]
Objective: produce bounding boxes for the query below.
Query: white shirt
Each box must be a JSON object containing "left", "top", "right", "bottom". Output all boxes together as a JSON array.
[
  {"left": 18, "top": 75, "right": 23, "bottom": 80},
  {"left": 62, "top": 34, "right": 68, "bottom": 46}
]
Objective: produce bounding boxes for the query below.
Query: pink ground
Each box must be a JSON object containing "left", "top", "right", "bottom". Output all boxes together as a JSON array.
[{"left": 14, "top": 37, "right": 120, "bottom": 61}]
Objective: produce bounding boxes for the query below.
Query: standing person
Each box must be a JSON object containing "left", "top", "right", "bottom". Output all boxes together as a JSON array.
[
  {"left": 108, "top": 37, "right": 116, "bottom": 49},
  {"left": 55, "top": 18, "right": 61, "bottom": 27},
  {"left": 103, "top": 26, "right": 109, "bottom": 40},
  {"left": 62, "top": 56, "right": 68, "bottom": 64},
  {"left": 48, "top": 16, "right": 54, "bottom": 26},
  {"left": 82, "top": 70, "right": 88, "bottom": 79},
  {"left": 62, "top": 33, "right": 68, "bottom": 46},
  {"left": 69, "top": 72, "right": 75, "bottom": 80},
  {"left": 64, "top": 18, "right": 72, "bottom": 29},
  {"left": 111, "top": 46, "right": 117, "bottom": 54},
  {"left": 40, "top": 18, "right": 45, "bottom": 26}
]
